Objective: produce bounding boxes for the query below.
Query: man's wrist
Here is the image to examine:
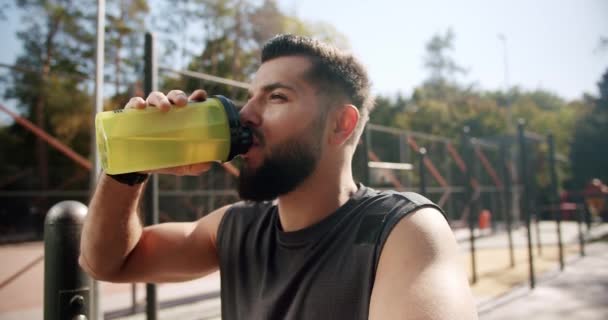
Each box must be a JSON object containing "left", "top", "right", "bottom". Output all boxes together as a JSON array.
[{"left": 106, "top": 172, "right": 149, "bottom": 186}]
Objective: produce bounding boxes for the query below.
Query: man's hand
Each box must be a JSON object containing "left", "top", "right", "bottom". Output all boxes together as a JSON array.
[{"left": 124, "top": 89, "right": 213, "bottom": 176}]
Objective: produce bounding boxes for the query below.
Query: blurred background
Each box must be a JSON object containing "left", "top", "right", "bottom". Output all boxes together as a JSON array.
[{"left": 0, "top": 0, "right": 607, "bottom": 319}]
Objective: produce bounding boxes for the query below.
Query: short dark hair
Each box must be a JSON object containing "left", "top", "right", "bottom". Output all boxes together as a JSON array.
[{"left": 261, "top": 34, "right": 374, "bottom": 145}]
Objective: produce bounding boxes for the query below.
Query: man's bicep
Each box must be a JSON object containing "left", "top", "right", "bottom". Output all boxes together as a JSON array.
[
  {"left": 113, "top": 204, "right": 230, "bottom": 283},
  {"left": 369, "top": 207, "right": 478, "bottom": 320}
]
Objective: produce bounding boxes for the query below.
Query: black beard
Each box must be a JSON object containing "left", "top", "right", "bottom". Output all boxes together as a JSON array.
[{"left": 237, "top": 133, "right": 321, "bottom": 202}]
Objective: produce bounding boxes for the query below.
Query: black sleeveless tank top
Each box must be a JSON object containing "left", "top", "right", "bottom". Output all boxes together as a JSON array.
[{"left": 217, "top": 185, "right": 443, "bottom": 320}]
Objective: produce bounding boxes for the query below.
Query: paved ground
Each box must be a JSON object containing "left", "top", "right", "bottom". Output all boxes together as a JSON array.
[
  {"left": 0, "top": 221, "right": 605, "bottom": 319},
  {"left": 479, "top": 240, "right": 608, "bottom": 320}
]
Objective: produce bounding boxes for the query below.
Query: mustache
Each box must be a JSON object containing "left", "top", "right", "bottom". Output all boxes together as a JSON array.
[{"left": 250, "top": 127, "right": 265, "bottom": 146}]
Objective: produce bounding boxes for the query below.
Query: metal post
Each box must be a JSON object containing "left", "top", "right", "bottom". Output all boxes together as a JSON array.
[
  {"left": 577, "top": 204, "right": 586, "bottom": 257},
  {"left": 498, "top": 33, "right": 512, "bottom": 133},
  {"left": 517, "top": 119, "right": 535, "bottom": 289},
  {"left": 131, "top": 284, "right": 137, "bottom": 314},
  {"left": 462, "top": 127, "right": 477, "bottom": 284},
  {"left": 530, "top": 142, "right": 542, "bottom": 257},
  {"left": 92, "top": 0, "right": 105, "bottom": 181},
  {"left": 90, "top": 1, "right": 106, "bottom": 318},
  {"left": 535, "top": 213, "right": 542, "bottom": 257},
  {"left": 500, "top": 140, "right": 515, "bottom": 267},
  {"left": 419, "top": 147, "right": 427, "bottom": 195},
  {"left": 584, "top": 203, "right": 592, "bottom": 232},
  {"left": 363, "top": 128, "right": 372, "bottom": 186},
  {"left": 44, "top": 201, "right": 92, "bottom": 320},
  {"left": 445, "top": 143, "right": 454, "bottom": 222},
  {"left": 547, "top": 134, "right": 564, "bottom": 270},
  {"left": 143, "top": 32, "right": 159, "bottom": 320}
]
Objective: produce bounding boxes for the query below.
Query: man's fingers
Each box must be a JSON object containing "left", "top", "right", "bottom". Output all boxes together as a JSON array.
[
  {"left": 167, "top": 90, "right": 189, "bottom": 107},
  {"left": 146, "top": 91, "right": 171, "bottom": 112},
  {"left": 127, "top": 90, "right": 205, "bottom": 112},
  {"left": 185, "top": 163, "right": 213, "bottom": 175},
  {"left": 188, "top": 89, "right": 208, "bottom": 102},
  {"left": 125, "top": 97, "right": 146, "bottom": 109}
]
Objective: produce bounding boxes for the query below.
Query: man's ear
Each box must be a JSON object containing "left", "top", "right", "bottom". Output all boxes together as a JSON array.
[{"left": 329, "top": 104, "right": 359, "bottom": 146}]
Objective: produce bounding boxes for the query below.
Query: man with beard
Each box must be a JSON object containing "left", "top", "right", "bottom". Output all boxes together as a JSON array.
[{"left": 80, "top": 35, "right": 477, "bottom": 319}]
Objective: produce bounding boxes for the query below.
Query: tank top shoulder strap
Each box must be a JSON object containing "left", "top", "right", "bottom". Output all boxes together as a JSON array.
[
  {"left": 372, "top": 191, "right": 447, "bottom": 274},
  {"left": 217, "top": 201, "right": 275, "bottom": 255}
]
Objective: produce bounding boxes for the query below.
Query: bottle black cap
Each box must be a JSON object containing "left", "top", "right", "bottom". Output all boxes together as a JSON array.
[{"left": 213, "top": 95, "right": 252, "bottom": 161}]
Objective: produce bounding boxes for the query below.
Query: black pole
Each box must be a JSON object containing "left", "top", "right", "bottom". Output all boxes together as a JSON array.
[
  {"left": 535, "top": 213, "right": 542, "bottom": 257},
  {"left": 462, "top": 127, "right": 477, "bottom": 284},
  {"left": 143, "top": 31, "right": 159, "bottom": 320},
  {"left": 445, "top": 143, "right": 455, "bottom": 222},
  {"left": 547, "top": 134, "right": 564, "bottom": 270},
  {"left": 358, "top": 128, "right": 370, "bottom": 186},
  {"left": 526, "top": 139, "right": 542, "bottom": 257},
  {"left": 577, "top": 204, "right": 586, "bottom": 257},
  {"left": 44, "top": 201, "right": 92, "bottom": 320},
  {"left": 584, "top": 203, "right": 592, "bottom": 232},
  {"left": 517, "top": 119, "right": 535, "bottom": 289},
  {"left": 528, "top": 139, "right": 542, "bottom": 257},
  {"left": 419, "top": 147, "right": 427, "bottom": 195},
  {"left": 500, "top": 140, "right": 515, "bottom": 268}
]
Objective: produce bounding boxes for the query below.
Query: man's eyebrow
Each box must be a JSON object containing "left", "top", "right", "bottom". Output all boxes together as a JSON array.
[
  {"left": 248, "top": 82, "right": 297, "bottom": 98},
  {"left": 261, "top": 82, "right": 297, "bottom": 93}
]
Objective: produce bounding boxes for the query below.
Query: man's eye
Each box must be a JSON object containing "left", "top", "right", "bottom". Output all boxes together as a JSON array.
[{"left": 270, "top": 93, "right": 287, "bottom": 102}]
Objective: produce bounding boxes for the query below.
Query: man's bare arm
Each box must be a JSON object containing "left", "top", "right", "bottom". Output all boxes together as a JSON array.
[
  {"left": 79, "top": 174, "right": 228, "bottom": 283},
  {"left": 369, "top": 207, "right": 478, "bottom": 319}
]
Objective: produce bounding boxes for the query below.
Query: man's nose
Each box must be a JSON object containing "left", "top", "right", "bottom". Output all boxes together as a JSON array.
[{"left": 239, "top": 100, "right": 262, "bottom": 128}]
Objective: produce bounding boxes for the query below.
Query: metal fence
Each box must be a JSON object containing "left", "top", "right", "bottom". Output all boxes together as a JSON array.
[{"left": 361, "top": 123, "right": 521, "bottom": 228}]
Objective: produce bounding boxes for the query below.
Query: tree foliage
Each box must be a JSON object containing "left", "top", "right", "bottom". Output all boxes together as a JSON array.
[
  {"left": 3, "top": 0, "right": 96, "bottom": 190},
  {"left": 105, "top": 0, "right": 149, "bottom": 97},
  {"left": 370, "top": 29, "right": 590, "bottom": 191},
  {"left": 0, "top": 0, "right": 351, "bottom": 191},
  {"left": 155, "top": 0, "right": 350, "bottom": 102},
  {"left": 569, "top": 68, "right": 608, "bottom": 187},
  {"left": 424, "top": 28, "right": 467, "bottom": 86}
]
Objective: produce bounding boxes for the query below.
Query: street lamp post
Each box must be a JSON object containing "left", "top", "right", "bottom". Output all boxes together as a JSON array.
[{"left": 498, "top": 33, "right": 512, "bottom": 132}]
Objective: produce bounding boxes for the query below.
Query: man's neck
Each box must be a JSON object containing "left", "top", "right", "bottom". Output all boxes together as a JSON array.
[{"left": 276, "top": 164, "right": 358, "bottom": 232}]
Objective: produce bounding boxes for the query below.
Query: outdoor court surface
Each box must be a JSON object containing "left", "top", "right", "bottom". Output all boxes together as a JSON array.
[{"left": 0, "top": 221, "right": 603, "bottom": 319}]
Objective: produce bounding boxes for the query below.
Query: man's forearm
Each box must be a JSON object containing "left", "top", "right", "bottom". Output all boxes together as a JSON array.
[{"left": 80, "top": 174, "right": 146, "bottom": 278}]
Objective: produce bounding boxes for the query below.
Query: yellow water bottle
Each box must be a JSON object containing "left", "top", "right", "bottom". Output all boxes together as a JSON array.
[{"left": 95, "top": 95, "right": 252, "bottom": 174}]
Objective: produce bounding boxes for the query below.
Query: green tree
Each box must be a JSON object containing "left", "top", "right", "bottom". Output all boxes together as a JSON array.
[
  {"left": 570, "top": 68, "right": 608, "bottom": 187},
  {"left": 4, "top": 0, "right": 95, "bottom": 189},
  {"left": 0, "top": 2, "right": 9, "bottom": 20},
  {"left": 105, "top": 0, "right": 149, "bottom": 98},
  {"left": 369, "top": 94, "right": 408, "bottom": 127},
  {"left": 423, "top": 28, "right": 467, "bottom": 86},
  {"left": 157, "top": 0, "right": 350, "bottom": 100}
]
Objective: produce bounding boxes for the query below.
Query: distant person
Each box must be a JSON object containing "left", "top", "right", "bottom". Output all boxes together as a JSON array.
[
  {"left": 585, "top": 178, "right": 607, "bottom": 222},
  {"left": 80, "top": 34, "right": 477, "bottom": 319}
]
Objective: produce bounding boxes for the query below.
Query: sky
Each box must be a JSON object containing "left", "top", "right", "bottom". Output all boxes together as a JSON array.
[
  {"left": 277, "top": 0, "right": 608, "bottom": 100},
  {"left": 0, "top": 0, "right": 607, "bottom": 104}
]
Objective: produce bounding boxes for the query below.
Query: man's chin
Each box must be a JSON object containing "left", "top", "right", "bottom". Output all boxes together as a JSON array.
[
  {"left": 237, "top": 182, "right": 278, "bottom": 202},
  {"left": 241, "top": 156, "right": 263, "bottom": 174}
]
